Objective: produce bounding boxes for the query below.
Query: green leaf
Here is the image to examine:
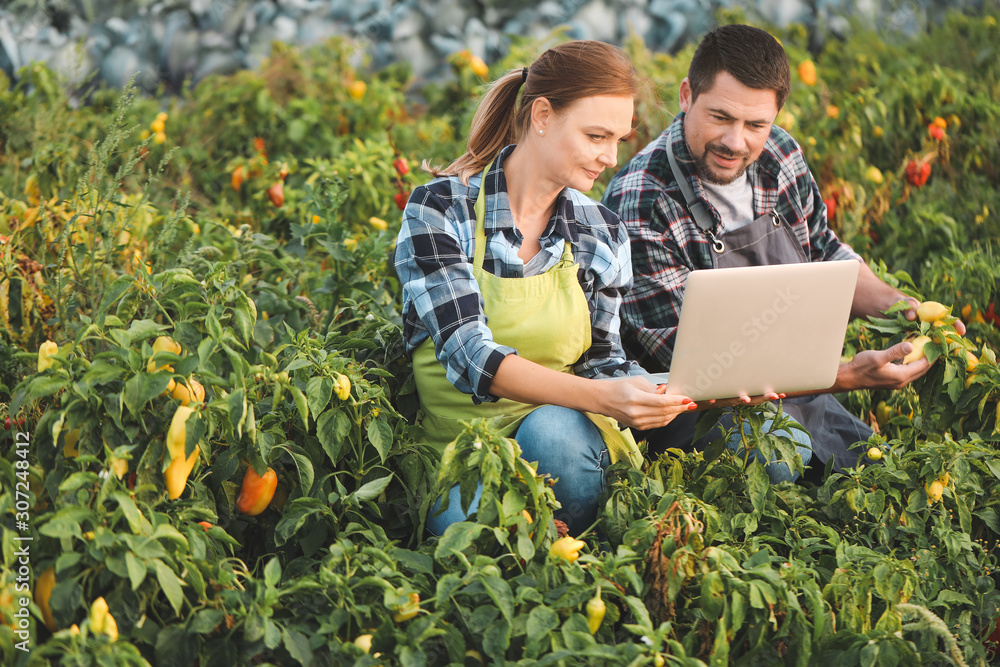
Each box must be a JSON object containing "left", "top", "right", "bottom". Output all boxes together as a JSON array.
[
  {"left": 306, "top": 376, "right": 333, "bottom": 416},
  {"left": 153, "top": 559, "right": 185, "bottom": 616},
  {"left": 273, "top": 442, "right": 315, "bottom": 492},
  {"left": 483, "top": 617, "right": 511, "bottom": 657},
  {"left": 317, "top": 409, "right": 351, "bottom": 465},
  {"left": 349, "top": 474, "right": 394, "bottom": 504},
  {"left": 39, "top": 515, "right": 83, "bottom": 540},
  {"left": 126, "top": 552, "right": 147, "bottom": 590},
  {"left": 155, "top": 626, "right": 199, "bottom": 667},
  {"left": 746, "top": 460, "right": 769, "bottom": 513},
  {"left": 367, "top": 418, "right": 393, "bottom": 463},
  {"left": 123, "top": 372, "right": 173, "bottom": 417},
  {"left": 28, "top": 376, "right": 69, "bottom": 400},
  {"left": 264, "top": 558, "right": 282, "bottom": 588},
  {"left": 82, "top": 359, "right": 126, "bottom": 385},
  {"left": 228, "top": 389, "right": 246, "bottom": 439},
  {"left": 290, "top": 385, "right": 309, "bottom": 430},
  {"left": 281, "top": 628, "right": 313, "bottom": 666},
  {"left": 97, "top": 275, "right": 135, "bottom": 316},
  {"left": 232, "top": 292, "right": 257, "bottom": 346},
  {"left": 526, "top": 605, "right": 559, "bottom": 644},
  {"left": 434, "top": 522, "right": 484, "bottom": 559},
  {"left": 516, "top": 532, "right": 535, "bottom": 562},
  {"left": 481, "top": 575, "right": 515, "bottom": 621},
  {"left": 189, "top": 609, "right": 225, "bottom": 635},
  {"left": 127, "top": 319, "right": 166, "bottom": 343},
  {"left": 274, "top": 498, "right": 329, "bottom": 546},
  {"left": 623, "top": 595, "right": 653, "bottom": 632}
]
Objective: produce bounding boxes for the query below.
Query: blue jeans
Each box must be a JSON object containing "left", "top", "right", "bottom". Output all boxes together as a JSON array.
[
  {"left": 426, "top": 406, "right": 608, "bottom": 536},
  {"left": 726, "top": 417, "right": 812, "bottom": 483}
]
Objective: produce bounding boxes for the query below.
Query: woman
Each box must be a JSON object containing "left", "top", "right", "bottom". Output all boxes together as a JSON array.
[{"left": 394, "top": 41, "right": 694, "bottom": 535}]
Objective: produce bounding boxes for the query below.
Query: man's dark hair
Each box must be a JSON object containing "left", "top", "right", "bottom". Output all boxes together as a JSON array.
[{"left": 688, "top": 24, "right": 791, "bottom": 109}]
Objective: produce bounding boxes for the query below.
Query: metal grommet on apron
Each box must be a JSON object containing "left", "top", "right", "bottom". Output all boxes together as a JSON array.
[
  {"left": 411, "top": 162, "right": 644, "bottom": 467},
  {"left": 665, "top": 145, "right": 871, "bottom": 471}
]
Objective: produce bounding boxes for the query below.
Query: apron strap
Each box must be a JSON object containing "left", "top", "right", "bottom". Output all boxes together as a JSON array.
[
  {"left": 473, "top": 162, "right": 492, "bottom": 269},
  {"left": 666, "top": 143, "right": 715, "bottom": 233},
  {"left": 472, "top": 160, "right": 575, "bottom": 268}
]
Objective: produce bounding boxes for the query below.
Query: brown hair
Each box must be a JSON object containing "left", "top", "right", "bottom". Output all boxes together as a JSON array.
[
  {"left": 688, "top": 24, "right": 790, "bottom": 110},
  {"left": 433, "top": 41, "right": 639, "bottom": 184}
]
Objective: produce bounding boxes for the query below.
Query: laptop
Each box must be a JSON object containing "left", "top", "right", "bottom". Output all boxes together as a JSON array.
[{"left": 646, "top": 261, "right": 860, "bottom": 401}]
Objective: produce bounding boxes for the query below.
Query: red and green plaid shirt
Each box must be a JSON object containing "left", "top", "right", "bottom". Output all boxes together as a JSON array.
[{"left": 603, "top": 113, "right": 860, "bottom": 373}]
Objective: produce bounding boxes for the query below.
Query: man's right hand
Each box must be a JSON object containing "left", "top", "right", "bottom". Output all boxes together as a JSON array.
[{"left": 836, "top": 340, "right": 932, "bottom": 391}]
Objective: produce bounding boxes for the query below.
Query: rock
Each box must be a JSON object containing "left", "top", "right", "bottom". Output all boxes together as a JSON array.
[
  {"left": 201, "top": 30, "right": 231, "bottom": 50},
  {"left": 754, "top": 0, "right": 813, "bottom": 27},
  {"left": 298, "top": 17, "right": 346, "bottom": 46},
  {"left": 620, "top": 6, "right": 654, "bottom": 44},
  {"left": 244, "top": 24, "right": 278, "bottom": 70},
  {"left": 41, "top": 26, "right": 68, "bottom": 48},
  {"left": 392, "top": 8, "right": 426, "bottom": 41},
  {"left": 194, "top": 49, "right": 243, "bottom": 83},
  {"left": 348, "top": 0, "right": 385, "bottom": 24},
  {"left": 391, "top": 34, "right": 438, "bottom": 80},
  {"left": 421, "top": 0, "right": 469, "bottom": 33},
  {"left": 464, "top": 17, "right": 488, "bottom": 59},
  {"left": 47, "top": 41, "right": 94, "bottom": 88},
  {"left": 100, "top": 45, "right": 153, "bottom": 90},
  {"left": 273, "top": 15, "right": 298, "bottom": 43},
  {"left": 85, "top": 29, "right": 112, "bottom": 61},
  {"left": 105, "top": 16, "right": 130, "bottom": 42},
  {"left": 536, "top": 1, "right": 565, "bottom": 21},
  {"left": 0, "top": 18, "right": 22, "bottom": 77},
  {"left": 429, "top": 33, "right": 463, "bottom": 58},
  {"left": 163, "top": 20, "right": 201, "bottom": 89},
  {"left": 574, "top": 0, "right": 618, "bottom": 42}
]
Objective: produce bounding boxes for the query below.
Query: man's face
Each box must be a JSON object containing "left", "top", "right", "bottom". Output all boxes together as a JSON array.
[{"left": 679, "top": 71, "right": 780, "bottom": 185}]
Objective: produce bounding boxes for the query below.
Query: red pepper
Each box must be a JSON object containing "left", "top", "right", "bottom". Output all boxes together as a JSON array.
[
  {"left": 236, "top": 466, "right": 278, "bottom": 516},
  {"left": 394, "top": 191, "right": 409, "bottom": 211},
  {"left": 267, "top": 182, "right": 285, "bottom": 207}
]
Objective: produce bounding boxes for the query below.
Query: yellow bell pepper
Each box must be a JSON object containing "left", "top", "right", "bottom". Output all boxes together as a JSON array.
[
  {"left": 164, "top": 405, "right": 199, "bottom": 499},
  {"left": 63, "top": 428, "right": 80, "bottom": 458},
  {"left": 38, "top": 340, "right": 59, "bottom": 372},
  {"left": 586, "top": 588, "right": 606, "bottom": 634},
  {"left": 89, "top": 597, "right": 117, "bottom": 641},
  {"left": 171, "top": 377, "right": 206, "bottom": 406},
  {"left": 549, "top": 536, "right": 586, "bottom": 563},
  {"left": 147, "top": 336, "right": 182, "bottom": 373},
  {"left": 89, "top": 597, "right": 108, "bottom": 633},
  {"left": 392, "top": 592, "right": 420, "bottom": 622},
  {"left": 35, "top": 567, "right": 57, "bottom": 631},
  {"left": 334, "top": 373, "right": 351, "bottom": 401}
]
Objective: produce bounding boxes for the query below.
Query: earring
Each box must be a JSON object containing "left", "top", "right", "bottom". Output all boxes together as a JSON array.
[{"left": 538, "top": 129, "right": 544, "bottom": 135}]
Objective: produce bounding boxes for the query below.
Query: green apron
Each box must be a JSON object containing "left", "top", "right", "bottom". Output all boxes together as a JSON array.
[{"left": 412, "top": 165, "right": 643, "bottom": 467}]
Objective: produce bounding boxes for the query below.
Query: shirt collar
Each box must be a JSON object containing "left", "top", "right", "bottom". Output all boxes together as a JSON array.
[{"left": 480, "top": 145, "right": 579, "bottom": 245}]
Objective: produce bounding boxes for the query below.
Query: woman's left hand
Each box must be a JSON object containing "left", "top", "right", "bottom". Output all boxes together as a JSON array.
[{"left": 599, "top": 376, "right": 695, "bottom": 431}]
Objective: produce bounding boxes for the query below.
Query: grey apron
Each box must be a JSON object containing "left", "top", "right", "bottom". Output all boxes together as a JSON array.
[{"left": 659, "top": 147, "right": 870, "bottom": 471}]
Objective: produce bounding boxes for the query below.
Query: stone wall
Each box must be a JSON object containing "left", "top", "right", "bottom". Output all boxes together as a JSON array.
[{"left": 0, "top": 0, "right": 989, "bottom": 92}]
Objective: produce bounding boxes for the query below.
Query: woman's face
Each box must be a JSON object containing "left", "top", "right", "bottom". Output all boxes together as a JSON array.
[{"left": 534, "top": 95, "right": 634, "bottom": 192}]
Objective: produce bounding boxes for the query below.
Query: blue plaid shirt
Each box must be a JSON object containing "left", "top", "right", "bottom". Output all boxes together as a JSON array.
[
  {"left": 603, "top": 113, "right": 861, "bottom": 373},
  {"left": 395, "top": 145, "right": 643, "bottom": 404}
]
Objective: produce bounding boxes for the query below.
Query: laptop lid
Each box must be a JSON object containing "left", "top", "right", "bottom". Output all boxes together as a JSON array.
[{"left": 658, "top": 261, "right": 860, "bottom": 401}]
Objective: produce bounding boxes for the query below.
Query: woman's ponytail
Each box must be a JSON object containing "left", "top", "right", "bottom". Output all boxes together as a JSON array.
[
  {"left": 431, "top": 69, "right": 526, "bottom": 184},
  {"left": 428, "top": 41, "right": 639, "bottom": 184}
]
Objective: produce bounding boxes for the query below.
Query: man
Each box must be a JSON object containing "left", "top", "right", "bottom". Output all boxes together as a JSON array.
[{"left": 603, "top": 24, "right": 961, "bottom": 471}]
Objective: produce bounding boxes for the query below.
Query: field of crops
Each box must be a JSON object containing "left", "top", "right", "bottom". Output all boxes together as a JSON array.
[{"left": 3, "top": 10, "right": 1000, "bottom": 666}]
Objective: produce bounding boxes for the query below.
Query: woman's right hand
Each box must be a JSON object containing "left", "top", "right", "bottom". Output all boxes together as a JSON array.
[{"left": 600, "top": 376, "right": 696, "bottom": 430}]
